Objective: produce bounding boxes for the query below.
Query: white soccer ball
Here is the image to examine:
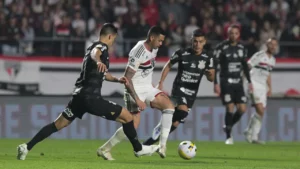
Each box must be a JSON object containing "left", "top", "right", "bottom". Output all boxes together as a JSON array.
[{"left": 178, "top": 141, "right": 197, "bottom": 160}]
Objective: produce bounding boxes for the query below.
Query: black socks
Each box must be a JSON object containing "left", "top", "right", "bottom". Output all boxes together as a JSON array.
[
  {"left": 27, "top": 122, "right": 58, "bottom": 150},
  {"left": 122, "top": 120, "right": 142, "bottom": 152}
]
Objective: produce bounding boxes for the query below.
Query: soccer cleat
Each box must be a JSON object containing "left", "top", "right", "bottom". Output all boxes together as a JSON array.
[
  {"left": 152, "top": 124, "right": 161, "bottom": 141},
  {"left": 243, "top": 130, "right": 252, "bottom": 143},
  {"left": 97, "top": 147, "right": 115, "bottom": 161},
  {"left": 157, "top": 145, "right": 167, "bottom": 158},
  {"left": 225, "top": 137, "right": 234, "bottom": 145},
  {"left": 134, "top": 145, "right": 159, "bottom": 157},
  {"left": 17, "top": 143, "right": 29, "bottom": 160},
  {"left": 251, "top": 140, "right": 266, "bottom": 145}
]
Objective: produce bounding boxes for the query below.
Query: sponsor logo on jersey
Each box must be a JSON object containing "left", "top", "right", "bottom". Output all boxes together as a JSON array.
[
  {"left": 191, "top": 63, "right": 196, "bottom": 68},
  {"left": 198, "top": 60, "right": 206, "bottom": 69},
  {"left": 182, "top": 51, "right": 190, "bottom": 56},
  {"left": 238, "top": 49, "right": 244, "bottom": 57}
]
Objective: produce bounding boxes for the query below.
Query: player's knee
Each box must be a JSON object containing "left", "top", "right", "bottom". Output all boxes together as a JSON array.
[
  {"left": 119, "top": 108, "right": 134, "bottom": 123},
  {"left": 162, "top": 108, "right": 175, "bottom": 115},
  {"left": 172, "top": 108, "right": 188, "bottom": 123}
]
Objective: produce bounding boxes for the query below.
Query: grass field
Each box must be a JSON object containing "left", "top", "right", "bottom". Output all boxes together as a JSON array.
[{"left": 0, "top": 139, "right": 299, "bottom": 169}]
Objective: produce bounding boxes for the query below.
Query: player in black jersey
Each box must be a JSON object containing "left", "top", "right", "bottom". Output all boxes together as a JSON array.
[
  {"left": 16, "top": 23, "right": 159, "bottom": 161},
  {"left": 143, "top": 29, "right": 215, "bottom": 145},
  {"left": 213, "top": 25, "right": 252, "bottom": 144}
]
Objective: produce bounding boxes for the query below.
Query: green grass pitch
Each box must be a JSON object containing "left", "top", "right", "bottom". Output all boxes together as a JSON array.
[{"left": 1, "top": 139, "right": 299, "bottom": 169}]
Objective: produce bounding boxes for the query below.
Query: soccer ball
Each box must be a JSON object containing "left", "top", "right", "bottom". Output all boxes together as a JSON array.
[{"left": 178, "top": 141, "right": 197, "bottom": 160}]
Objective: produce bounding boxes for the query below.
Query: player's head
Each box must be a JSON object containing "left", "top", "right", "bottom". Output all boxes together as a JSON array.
[
  {"left": 99, "top": 23, "right": 118, "bottom": 47},
  {"left": 147, "top": 26, "right": 165, "bottom": 49},
  {"left": 266, "top": 37, "right": 278, "bottom": 55},
  {"left": 228, "top": 25, "right": 240, "bottom": 42},
  {"left": 191, "top": 29, "right": 206, "bottom": 54}
]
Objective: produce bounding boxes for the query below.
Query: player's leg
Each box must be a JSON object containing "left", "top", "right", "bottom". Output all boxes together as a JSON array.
[
  {"left": 143, "top": 96, "right": 191, "bottom": 145},
  {"left": 17, "top": 96, "right": 81, "bottom": 160},
  {"left": 148, "top": 91, "right": 175, "bottom": 158},
  {"left": 220, "top": 83, "right": 235, "bottom": 144},
  {"left": 232, "top": 85, "right": 247, "bottom": 126},
  {"left": 97, "top": 93, "right": 141, "bottom": 160},
  {"left": 244, "top": 89, "right": 266, "bottom": 144},
  {"left": 86, "top": 98, "right": 158, "bottom": 158}
]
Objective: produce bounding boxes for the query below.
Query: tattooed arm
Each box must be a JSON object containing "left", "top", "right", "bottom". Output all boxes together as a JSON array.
[
  {"left": 124, "top": 66, "right": 146, "bottom": 111},
  {"left": 124, "top": 67, "right": 139, "bottom": 101}
]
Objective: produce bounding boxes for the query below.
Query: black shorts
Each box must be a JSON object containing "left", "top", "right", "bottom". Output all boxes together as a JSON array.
[
  {"left": 62, "top": 94, "right": 123, "bottom": 121},
  {"left": 220, "top": 82, "right": 247, "bottom": 105},
  {"left": 171, "top": 94, "right": 196, "bottom": 110}
]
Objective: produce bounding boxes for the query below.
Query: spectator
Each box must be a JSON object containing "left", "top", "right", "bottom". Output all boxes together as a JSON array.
[
  {"left": 114, "top": 0, "right": 128, "bottom": 17},
  {"left": 184, "top": 16, "right": 198, "bottom": 42},
  {"left": 88, "top": 10, "right": 105, "bottom": 34},
  {"left": 169, "top": 25, "right": 184, "bottom": 56},
  {"left": 160, "top": 0, "right": 185, "bottom": 25},
  {"left": 141, "top": 0, "right": 159, "bottom": 26},
  {"left": 72, "top": 11, "right": 86, "bottom": 32},
  {"left": 259, "top": 20, "right": 276, "bottom": 49},
  {"left": 20, "top": 17, "right": 35, "bottom": 55},
  {"left": 35, "top": 19, "right": 54, "bottom": 56}
]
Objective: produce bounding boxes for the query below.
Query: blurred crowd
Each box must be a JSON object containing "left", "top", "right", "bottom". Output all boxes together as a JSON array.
[{"left": 0, "top": 0, "right": 299, "bottom": 58}]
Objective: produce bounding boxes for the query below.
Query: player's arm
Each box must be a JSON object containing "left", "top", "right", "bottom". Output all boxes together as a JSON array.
[
  {"left": 267, "top": 74, "right": 272, "bottom": 96},
  {"left": 241, "top": 49, "right": 251, "bottom": 84},
  {"left": 213, "top": 47, "right": 221, "bottom": 85},
  {"left": 104, "top": 72, "right": 128, "bottom": 85},
  {"left": 124, "top": 67, "right": 139, "bottom": 101},
  {"left": 158, "top": 51, "right": 179, "bottom": 88},
  {"left": 90, "top": 46, "right": 107, "bottom": 72},
  {"left": 205, "top": 57, "right": 215, "bottom": 82}
]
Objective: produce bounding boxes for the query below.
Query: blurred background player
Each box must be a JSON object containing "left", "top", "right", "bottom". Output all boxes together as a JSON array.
[
  {"left": 17, "top": 23, "right": 158, "bottom": 160},
  {"left": 97, "top": 26, "right": 174, "bottom": 160},
  {"left": 143, "top": 29, "right": 215, "bottom": 145},
  {"left": 213, "top": 25, "right": 252, "bottom": 145},
  {"left": 244, "top": 38, "right": 278, "bottom": 144}
]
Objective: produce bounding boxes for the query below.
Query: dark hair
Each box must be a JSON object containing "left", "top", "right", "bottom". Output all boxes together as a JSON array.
[
  {"left": 192, "top": 28, "right": 205, "bottom": 38},
  {"left": 99, "top": 23, "right": 118, "bottom": 36},
  {"left": 267, "top": 37, "right": 278, "bottom": 43},
  {"left": 147, "top": 26, "right": 165, "bottom": 39},
  {"left": 228, "top": 24, "right": 240, "bottom": 31}
]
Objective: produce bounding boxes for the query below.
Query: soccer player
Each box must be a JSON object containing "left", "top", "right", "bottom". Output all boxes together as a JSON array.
[
  {"left": 143, "top": 29, "right": 215, "bottom": 145},
  {"left": 244, "top": 38, "right": 277, "bottom": 144},
  {"left": 97, "top": 26, "right": 175, "bottom": 160},
  {"left": 16, "top": 23, "right": 159, "bottom": 160},
  {"left": 213, "top": 25, "right": 252, "bottom": 144}
]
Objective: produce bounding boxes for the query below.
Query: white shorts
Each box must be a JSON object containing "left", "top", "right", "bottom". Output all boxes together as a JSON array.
[
  {"left": 124, "top": 86, "right": 163, "bottom": 112},
  {"left": 250, "top": 83, "right": 267, "bottom": 107}
]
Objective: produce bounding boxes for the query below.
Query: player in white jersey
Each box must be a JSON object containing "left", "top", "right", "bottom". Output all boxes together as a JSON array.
[
  {"left": 97, "top": 26, "right": 175, "bottom": 160},
  {"left": 244, "top": 38, "right": 278, "bottom": 144}
]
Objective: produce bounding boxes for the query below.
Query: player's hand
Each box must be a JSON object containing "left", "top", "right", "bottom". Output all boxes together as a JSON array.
[
  {"left": 136, "top": 99, "right": 146, "bottom": 111},
  {"left": 156, "top": 82, "right": 163, "bottom": 90},
  {"left": 118, "top": 76, "right": 129, "bottom": 85},
  {"left": 205, "top": 69, "right": 212, "bottom": 76},
  {"left": 97, "top": 61, "right": 107, "bottom": 72},
  {"left": 214, "top": 84, "right": 220, "bottom": 96},
  {"left": 248, "top": 83, "right": 253, "bottom": 93}
]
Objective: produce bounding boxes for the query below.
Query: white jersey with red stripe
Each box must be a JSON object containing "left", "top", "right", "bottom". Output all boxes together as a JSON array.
[
  {"left": 248, "top": 50, "right": 276, "bottom": 88},
  {"left": 127, "top": 40, "right": 158, "bottom": 88}
]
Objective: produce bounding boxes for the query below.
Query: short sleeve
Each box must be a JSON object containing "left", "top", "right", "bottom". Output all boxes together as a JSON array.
[
  {"left": 170, "top": 50, "right": 181, "bottom": 65},
  {"left": 127, "top": 46, "right": 143, "bottom": 71},
  {"left": 247, "top": 52, "right": 261, "bottom": 67},
  {"left": 206, "top": 56, "right": 214, "bottom": 69},
  {"left": 213, "top": 44, "right": 222, "bottom": 60},
  {"left": 95, "top": 44, "right": 108, "bottom": 52}
]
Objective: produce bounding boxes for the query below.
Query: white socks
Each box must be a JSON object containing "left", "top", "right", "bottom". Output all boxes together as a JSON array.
[
  {"left": 246, "top": 113, "right": 263, "bottom": 141},
  {"left": 159, "top": 109, "right": 174, "bottom": 147},
  {"left": 251, "top": 113, "right": 262, "bottom": 140},
  {"left": 101, "top": 127, "right": 126, "bottom": 150}
]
